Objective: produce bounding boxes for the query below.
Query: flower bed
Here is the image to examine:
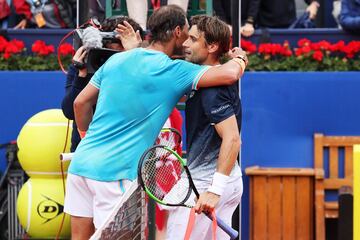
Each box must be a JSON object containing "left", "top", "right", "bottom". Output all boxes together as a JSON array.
[
  {"left": 241, "top": 38, "right": 360, "bottom": 71},
  {"left": 0, "top": 36, "right": 73, "bottom": 71},
  {"left": 0, "top": 36, "right": 359, "bottom": 71}
]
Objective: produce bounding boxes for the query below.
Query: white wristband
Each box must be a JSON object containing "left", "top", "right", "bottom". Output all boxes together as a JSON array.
[{"left": 207, "top": 172, "right": 230, "bottom": 196}]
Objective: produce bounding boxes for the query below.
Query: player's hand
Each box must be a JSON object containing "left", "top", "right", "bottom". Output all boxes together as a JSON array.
[
  {"left": 240, "top": 23, "right": 255, "bottom": 37},
  {"left": 229, "top": 47, "right": 248, "bottom": 66},
  {"left": 194, "top": 191, "right": 220, "bottom": 214},
  {"left": 73, "top": 46, "right": 87, "bottom": 77},
  {"left": 306, "top": 1, "right": 320, "bottom": 19},
  {"left": 116, "top": 21, "right": 142, "bottom": 50},
  {"left": 229, "top": 47, "right": 247, "bottom": 59}
]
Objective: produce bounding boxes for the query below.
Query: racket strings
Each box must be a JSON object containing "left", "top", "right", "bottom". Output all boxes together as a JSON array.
[{"left": 141, "top": 147, "right": 189, "bottom": 205}]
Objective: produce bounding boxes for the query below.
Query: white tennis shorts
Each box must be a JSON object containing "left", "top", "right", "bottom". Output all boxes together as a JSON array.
[
  {"left": 166, "top": 176, "right": 243, "bottom": 240},
  {"left": 64, "top": 173, "right": 133, "bottom": 229}
]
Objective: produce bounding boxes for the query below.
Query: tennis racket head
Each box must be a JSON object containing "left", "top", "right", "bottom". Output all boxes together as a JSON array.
[
  {"left": 138, "top": 147, "right": 239, "bottom": 240},
  {"left": 138, "top": 145, "right": 192, "bottom": 207},
  {"left": 155, "top": 128, "right": 182, "bottom": 152}
]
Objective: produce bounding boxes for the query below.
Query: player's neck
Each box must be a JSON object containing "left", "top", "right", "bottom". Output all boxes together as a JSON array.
[
  {"left": 147, "top": 41, "right": 175, "bottom": 57},
  {"left": 203, "top": 56, "right": 220, "bottom": 66}
]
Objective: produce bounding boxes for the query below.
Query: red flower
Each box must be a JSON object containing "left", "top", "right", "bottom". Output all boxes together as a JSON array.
[
  {"left": 5, "top": 42, "right": 23, "bottom": 54},
  {"left": 32, "top": 40, "right": 46, "bottom": 53},
  {"left": 341, "top": 41, "right": 360, "bottom": 59},
  {"left": 58, "top": 43, "right": 75, "bottom": 56},
  {"left": 0, "top": 38, "right": 24, "bottom": 58},
  {"left": 329, "top": 41, "right": 345, "bottom": 52},
  {"left": 312, "top": 51, "right": 323, "bottom": 62},
  {"left": 280, "top": 42, "right": 292, "bottom": 56},
  {"left": 258, "top": 43, "right": 267, "bottom": 54},
  {"left": 295, "top": 48, "right": 302, "bottom": 56},
  {"left": 258, "top": 43, "right": 293, "bottom": 57},
  {"left": 241, "top": 39, "right": 257, "bottom": 53},
  {"left": 270, "top": 44, "right": 282, "bottom": 56},
  {"left": 38, "top": 45, "right": 55, "bottom": 56},
  {"left": 32, "top": 40, "right": 55, "bottom": 56},
  {"left": 10, "top": 39, "right": 25, "bottom": 51},
  {"left": 0, "top": 36, "right": 8, "bottom": 53},
  {"left": 258, "top": 43, "right": 274, "bottom": 55},
  {"left": 302, "top": 46, "right": 312, "bottom": 54},
  {"left": 283, "top": 49, "right": 292, "bottom": 57},
  {"left": 298, "top": 38, "right": 311, "bottom": 47},
  {"left": 295, "top": 45, "right": 311, "bottom": 57},
  {"left": 311, "top": 40, "right": 331, "bottom": 51},
  {"left": 347, "top": 41, "right": 360, "bottom": 54},
  {"left": 3, "top": 52, "right": 11, "bottom": 59},
  {"left": 341, "top": 46, "right": 353, "bottom": 58}
]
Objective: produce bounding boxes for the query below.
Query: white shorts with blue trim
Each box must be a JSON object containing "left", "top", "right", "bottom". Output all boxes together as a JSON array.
[{"left": 64, "top": 173, "right": 133, "bottom": 229}]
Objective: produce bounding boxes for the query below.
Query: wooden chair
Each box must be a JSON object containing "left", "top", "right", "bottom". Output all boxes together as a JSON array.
[{"left": 314, "top": 133, "right": 360, "bottom": 240}]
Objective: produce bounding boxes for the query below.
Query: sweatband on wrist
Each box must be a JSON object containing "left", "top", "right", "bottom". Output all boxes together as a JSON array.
[
  {"left": 78, "top": 129, "right": 86, "bottom": 139},
  {"left": 231, "top": 58, "right": 245, "bottom": 74},
  {"left": 207, "top": 172, "right": 230, "bottom": 196}
]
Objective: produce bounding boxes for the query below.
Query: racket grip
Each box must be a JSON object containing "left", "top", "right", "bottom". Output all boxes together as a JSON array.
[
  {"left": 60, "top": 153, "right": 73, "bottom": 161},
  {"left": 207, "top": 214, "right": 238, "bottom": 240}
]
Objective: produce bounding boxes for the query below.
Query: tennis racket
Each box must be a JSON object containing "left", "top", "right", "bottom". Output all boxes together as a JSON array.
[
  {"left": 155, "top": 127, "right": 182, "bottom": 152},
  {"left": 138, "top": 145, "right": 238, "bottom": 239}
]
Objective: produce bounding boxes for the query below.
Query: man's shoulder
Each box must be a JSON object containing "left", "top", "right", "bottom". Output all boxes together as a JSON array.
[
  {"left": 200, "top": 84, "right": 236, "bottom": 99},
  {"left": 115, "top": 48, "right": 144, "bottom": 58},
  {"left": 198, "top": 84, "right": 239, "bottom": 115},
  {"left": 172, "top": 59, "right": 210, "bottom": 72}
]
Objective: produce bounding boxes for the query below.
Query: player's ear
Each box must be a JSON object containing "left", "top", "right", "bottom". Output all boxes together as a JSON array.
[
  {"left": 174, "top": 26, "right": 182, "bottom": 37},
  {"left": 207, "top": 42, "right": 219, "bottom": 54}
]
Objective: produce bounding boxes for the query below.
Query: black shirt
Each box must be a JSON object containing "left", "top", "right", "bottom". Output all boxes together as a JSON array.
[{"left": 185, "top": 83, "right": 242, "bottom": 186}]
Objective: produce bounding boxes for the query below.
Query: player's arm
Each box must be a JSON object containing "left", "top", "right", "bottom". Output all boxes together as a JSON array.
[
  {"left": 73, "top": 83, "right": 99, "bottom": 132},
  {"left": 214, "top": 115, "right": 241, "bottom": 176},
  {"left": 197, "top": 47, "right": 247, "bottom": 88},
  {"left": 194, "top": 115, "right": 240, "bottom": 213}
]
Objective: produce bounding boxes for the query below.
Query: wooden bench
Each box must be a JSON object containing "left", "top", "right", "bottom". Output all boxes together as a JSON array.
[
  {"left": 314, "top": 133, "right": 360, "bottom": 240},
  {"left": 246, "top": 166, "right": 315, "bottom": 240}
]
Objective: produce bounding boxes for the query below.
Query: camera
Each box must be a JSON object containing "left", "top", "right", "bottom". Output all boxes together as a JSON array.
[
  {"left": 73, "top": 22, "right": 120, "bottom": 74},
  {"left": 73, "top": 28, "right": 120, "bottom": 51},
  {"left": 86, "top": 48, "right": 119, "bottom": 74}
]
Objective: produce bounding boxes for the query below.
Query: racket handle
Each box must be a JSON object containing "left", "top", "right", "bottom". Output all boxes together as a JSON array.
[
  {"left": 206, "top": 213, "right": 238, "bottom": 240},
  {"left": 60, "top": 153, "right": 73, "bottom": 161}
]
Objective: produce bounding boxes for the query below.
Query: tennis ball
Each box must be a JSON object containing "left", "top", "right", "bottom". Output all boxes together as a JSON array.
[
  {"left": 17, "top": 178, "right": 71, "bottom": 239},
  {"left": 17, "top": 109, "right": 72, "bottom": 178}
]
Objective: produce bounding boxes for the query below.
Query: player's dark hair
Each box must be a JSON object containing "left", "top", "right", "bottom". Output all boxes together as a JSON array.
[
  {"left": 147, "top": 5, "right": 187, "bottom": 43},
  {"left": 102, "top": 15, "right": 144, "bottom": 39}
]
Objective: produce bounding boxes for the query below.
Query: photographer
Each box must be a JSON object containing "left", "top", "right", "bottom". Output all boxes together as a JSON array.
[{"left": 61, "top": 16, "right": 143, "bottom": 152}]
